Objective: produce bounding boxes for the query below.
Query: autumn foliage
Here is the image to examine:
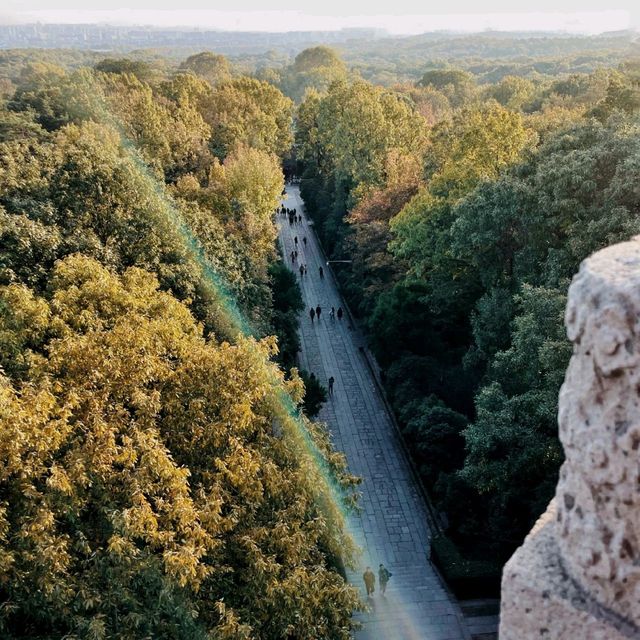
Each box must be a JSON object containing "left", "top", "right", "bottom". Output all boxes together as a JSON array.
[{"left": 0, "top": 60, "right": 359, "bottom": 638}]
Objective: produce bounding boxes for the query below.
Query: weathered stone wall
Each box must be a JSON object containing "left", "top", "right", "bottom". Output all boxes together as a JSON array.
[{"left": 500, "top": 237, "right": 640, "bottom": 639}]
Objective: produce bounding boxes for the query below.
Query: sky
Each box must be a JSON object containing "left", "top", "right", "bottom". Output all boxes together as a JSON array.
[{"left": 1, "top": 1, "right": 638, "bottom": 34}]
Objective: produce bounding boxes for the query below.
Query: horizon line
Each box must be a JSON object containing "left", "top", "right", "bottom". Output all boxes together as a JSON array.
[{"left": 0, "top": 10, "right": 635, "bottom": 36}]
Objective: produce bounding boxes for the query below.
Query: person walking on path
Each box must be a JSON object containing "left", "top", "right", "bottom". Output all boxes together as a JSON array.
[
  {"left": 337, "top": 307, "right": 343, "bottom": 320},
  {"left": 304, "top": 264, "right": 308, "bottom": 275},
  {"left": 319, "top": 266, "right": 324, "bottom": 279},
  {"left": 291, "top": 251, "right": 296, "bottom": 263},
  {"left": 298, "top": 214, "right": 302, "bottom": 223},
  {"left": 378, "top": 564, "right": 392, "bottom": 596},
  {"left": 328, "top": 376, "right": 335, "bottom": 396},
  {"left": 303, "top": 236, "right": 307, "bottom": 247},
  {"left": 294, "top": 250, "right": 298, "bottom": 260},
  {"left": 330, "top": 307, "right": 335, "bottom": 321},
  {"left": 315, "top": 305, "right": 322, "bottom": 320},
  {"left": 309, "top": 308, "right": 315, "bottom": 323},
  {"left": 299, "top": 264, "right": 304, "bottom": 278},
  {"left": 363, "top": 567, "right": 375, "bottom": 597},
  {"left": 294, "top": 236, "right": 298, "bottom": 246}
]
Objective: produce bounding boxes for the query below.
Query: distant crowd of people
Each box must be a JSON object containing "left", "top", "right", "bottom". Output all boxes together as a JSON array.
[
  {"left": 280, "top": 184, "right": 393, "bottom": 603},
  {"left": 279, "top": 205, "right": 302, "bottom": 225},
  {"left": 280, "top": 192, "right": 347, "bottom": 400}
]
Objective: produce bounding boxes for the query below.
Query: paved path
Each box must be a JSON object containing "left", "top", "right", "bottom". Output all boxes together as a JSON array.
[{"left": 277, "top": 185, "right": 469, "bottom": 640}]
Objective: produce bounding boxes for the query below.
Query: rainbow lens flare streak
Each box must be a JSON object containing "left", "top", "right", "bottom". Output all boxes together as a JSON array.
[
  {"left": 67, "top": 73, "right": 360, "bottom": 559},
  {"left": 64, "top": 72, "right": 444, "bottom": 639}
]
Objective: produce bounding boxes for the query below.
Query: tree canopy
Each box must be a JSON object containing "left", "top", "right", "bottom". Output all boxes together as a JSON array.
[
  {"left": 1, "top": 57, "right": 360, "bottom": 639},
  {"left": 294, "top": 56, "right": 640, "bottom": 569}
]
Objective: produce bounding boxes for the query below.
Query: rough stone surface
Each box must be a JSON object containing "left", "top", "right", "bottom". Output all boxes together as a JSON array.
[
  {"left": 279, "top": 185, "right": 469, "bottom": 639},
  {"left": 501, "top": 236, "right": 640, "bottom": 638},
  {"left": 500, "top": 502, "right": 637, "bottom": 640}
]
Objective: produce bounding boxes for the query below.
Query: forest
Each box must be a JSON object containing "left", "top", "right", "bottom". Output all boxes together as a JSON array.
[
  {"left": 290, "top": 45, "right": 640, "bottom": 577},
  {"left": 0, "top": 53, "right": 360, "bottom": 638},
  {"left": 1, "top": 30, "right": 640, "bottom": 636}
]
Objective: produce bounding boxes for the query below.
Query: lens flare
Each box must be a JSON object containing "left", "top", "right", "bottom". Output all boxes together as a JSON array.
[
  {"left": 63, "top": 71, "right": 360, "bottom": 565},
  {"left": 62, "top": 72, "right": 465, "bottom": 639}
]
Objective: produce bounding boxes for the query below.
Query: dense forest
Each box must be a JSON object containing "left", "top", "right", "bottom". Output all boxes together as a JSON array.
[
  {"left": 0, "top": 54, "right": 361, "bottom": 638},
  {"left": 292, "top": 45, "right": 640, "bottom": 572},
  {"left": 2, "top": 28, "right": 640, "bottom": 634}
]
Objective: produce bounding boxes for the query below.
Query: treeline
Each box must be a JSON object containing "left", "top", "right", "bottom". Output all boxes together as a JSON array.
[
  {"left": 5, "top": 31, "right": 637, "bottom": 102},
  {"left": 295, "top": 49, "right": 640, "bottom": 568},
  {"left": 0, "top": 58, "right": 360, "bottom": 637},
  {"left": 339, "top": 31, "right": 640, "bottom": 86}
]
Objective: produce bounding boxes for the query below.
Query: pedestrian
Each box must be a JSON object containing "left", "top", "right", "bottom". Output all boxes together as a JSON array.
[
  {"left": 303, "top": 236, "right": 307, "bottom": 246},
  {"left": 319, "top": 266, "right": 324, "bottom": 279},
  {"left": 315, "top": 305, "right": 321, "bottom": 320},
  {"left": 298, "top": 214, "right": 302, "bottom": 223},
  {"left": 363, "top": 567, "right": 375, "bottom": 597},
  {"left": 337, "top": 307, "right": 343, "bottom": 320},
  {"left": 309, "top": 308, "right": 315, "bottom": 323},
  {"left": 291, "top": 251, "right": 295, "bottom": 263},
  {"left": 330, "top": 306, "right": 335, "bottom": 321},
  {"left": 294, "top": 236, "right": 298, "bottom": 246},
  {"left": 328, "top": 376, "right": 334, "bottom": 395},
  {"left": 294, "top": 250, "right": 298, "bottom": 259},
  {"left": 378, "top": 564, "right": 392, "bottom": 595},
  {"left": 299, "top": 264, "right": 304, "bottom": 278},
  {"left": 304, "top": 264, "right": 308, "bottom": 275}
]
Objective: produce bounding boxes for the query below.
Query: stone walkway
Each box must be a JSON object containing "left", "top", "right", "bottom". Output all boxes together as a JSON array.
[{"left": 277, "top": 185, "right": 469, "bottom": 640}]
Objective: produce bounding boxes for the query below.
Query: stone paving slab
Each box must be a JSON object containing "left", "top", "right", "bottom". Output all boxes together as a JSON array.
[{"left": 277, "top": 186, "right": 469, "bottom": 640}]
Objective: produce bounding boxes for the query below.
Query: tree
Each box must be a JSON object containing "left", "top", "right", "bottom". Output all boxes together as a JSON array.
[
  {"left": 1, "top": 53, "right": 363, "bottom": 639},
  {"left": 179, "top": 52, "right": 231, "bottom": 87},
  {"left": 268, "top": 260, "right": 304, "bottom": 369},
  {"left": 344, "top": 151, "right": 421, "bottom": 314},
  {"left": 94, "top": 57, "right": 156, "bottom": 83},
  {"left": 299, "top": 370, "right": 328, "bottom": 418},
  {"left": 418, "top": 68, "right": 477, "bottom": 107},
  {"left": 485, "top": 75, "right": 535, "bottom": 111},
  {"left": 396, "top": 84, "right": 451, "bottom": 126},
  {"left": 0, "top": 255, "right": 359, "bottom": 639},
  {"left": 425, "top": 101, "right": 537, "bottom": 198},
  {"left": 282, "top": 46, "right": 348, "bottom": 102},
  {"left": 201, "top": 77, "right": 293, "bottom": 159},
  {"left": 461, "top": 285, "right": 569, "bottom": 550}
]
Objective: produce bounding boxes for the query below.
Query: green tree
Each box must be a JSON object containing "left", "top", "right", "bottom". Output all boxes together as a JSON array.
[
  {"left": 485, "top": 75, "right": 535, "bottom": 110},
  {"left": 461, "top": 285, "right": 569, "bottom": 549},
  {"left": 425, "top": 101, "right": 537, "bottom": 198},
  {"left": 282, "top": 46, "right": 348, "bottom": 102},
  {"left": 179, "top": 52, "right": 231, "bottom": 87},
  {"left": 201, "top": 77, "right": 293, "bottom": 159},
  {"left": 418, "top": 68, "right": 477, "bottom": 107}
]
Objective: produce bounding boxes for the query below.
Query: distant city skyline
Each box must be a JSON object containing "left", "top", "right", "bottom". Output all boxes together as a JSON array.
[{"left": 0, "top": 2, "right": 638, "bottom": 35}]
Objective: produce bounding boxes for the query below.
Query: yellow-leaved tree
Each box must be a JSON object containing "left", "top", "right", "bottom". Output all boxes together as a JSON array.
[{"left": 0, "top": 255, "right": 359, "bottom": 639}]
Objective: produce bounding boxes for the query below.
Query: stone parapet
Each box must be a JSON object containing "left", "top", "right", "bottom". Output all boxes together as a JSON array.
[{"left": 500, "top": 237, "right": 640, "bottom": 639}]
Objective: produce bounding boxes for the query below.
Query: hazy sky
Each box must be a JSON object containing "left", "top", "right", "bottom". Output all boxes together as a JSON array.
[{"left": 2, "top": 1, "right": 638, "bottom": 34}]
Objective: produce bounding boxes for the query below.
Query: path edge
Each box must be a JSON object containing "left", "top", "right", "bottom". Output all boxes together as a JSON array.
[{"left": 294, "top": 186, "right": 472, "bottom": 640}]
